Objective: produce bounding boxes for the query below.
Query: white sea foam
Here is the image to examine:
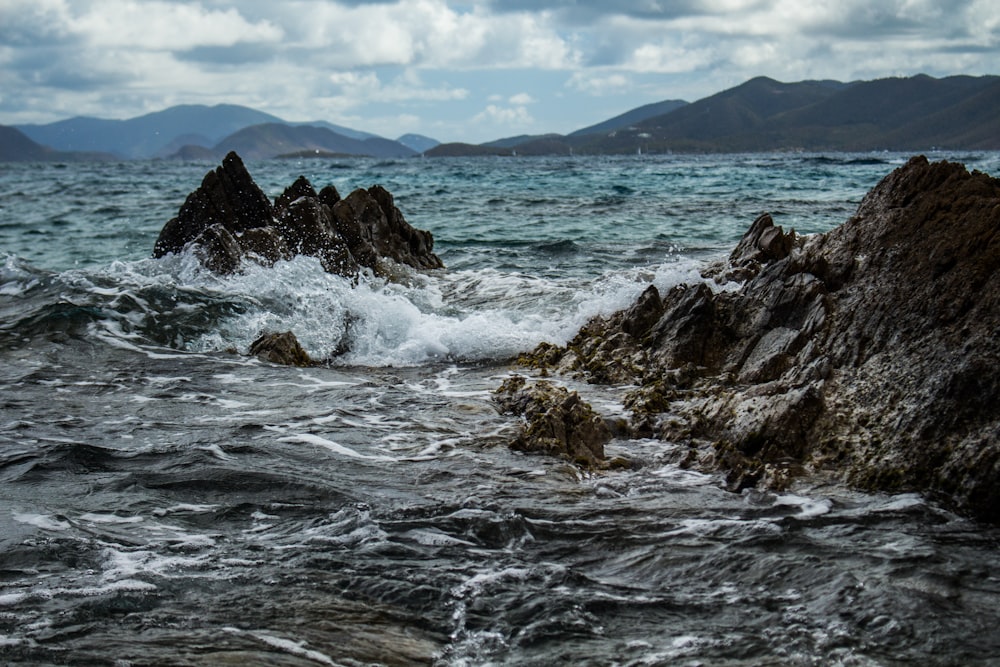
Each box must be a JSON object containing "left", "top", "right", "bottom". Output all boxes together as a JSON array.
[
  {"left": 65, "top": 236, "right": 707, "bottom": 368},
  {"left": 12, "top": 512, "right": 71, "bottom": 531},
  {"left": 276, "top": 433, "right": 395, "bottom": 461},
  {"left": 223, "top": 628, "right": 342, "bottom": 666},
  {"left": 772, "top": 493, "right": 833, "bottom": 518}
]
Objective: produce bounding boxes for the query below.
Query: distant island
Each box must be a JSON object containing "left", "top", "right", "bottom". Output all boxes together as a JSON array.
[{"left": 1, "top": 74, "right": 997, "bottom": 161}]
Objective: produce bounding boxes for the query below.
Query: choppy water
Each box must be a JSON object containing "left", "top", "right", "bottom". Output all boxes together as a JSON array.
[{"left": 2, "top": 153, "right": 999, "bottom": 666}]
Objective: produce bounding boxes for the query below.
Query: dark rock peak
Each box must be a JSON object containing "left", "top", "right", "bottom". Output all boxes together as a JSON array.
[
  {"left": 151, "top": 151, "right": 443, "bottom": 279},
  {"left": 153, "top": 151, "right": 274, "bottom": 258},
  {"left": 274, "top": 175, "right": 318, "bottom": 212}
]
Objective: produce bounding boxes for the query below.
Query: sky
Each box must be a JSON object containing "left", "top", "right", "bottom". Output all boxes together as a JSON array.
[{"left": 0, "top": 0, "right": 997, "bottom": 143}]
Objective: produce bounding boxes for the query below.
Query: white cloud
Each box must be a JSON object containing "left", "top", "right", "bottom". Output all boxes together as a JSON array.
[
  {"left": 1, "top": 0, "right": 998, "bottom": 140},
  {"left": 73, "top": 1, "right": 283, "bottom": 50},
  {"left": 473, "top": 103, "right": 534, "bottom": 127},
  {"left": 327, "top": 70, "right": 468, "bottom": 105},
  {"left": 567, "top": 72, "right": 632, "bottom": 95},
  {"left": 282, "top": 0, "right": 577, "bottom": 69}
]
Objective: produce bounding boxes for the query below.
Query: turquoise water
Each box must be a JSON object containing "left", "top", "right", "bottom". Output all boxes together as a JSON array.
[
  {"left": 1, "top": 152, "right": 999, "bottom": 665},
  {"left": 6, "top": 152, "right": 975, "bottom": 273}
]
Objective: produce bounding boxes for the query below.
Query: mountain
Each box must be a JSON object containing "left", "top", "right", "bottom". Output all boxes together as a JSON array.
[
  {"left": 482, "top": 133, "right": 564, "bottom": 149},
  {"left": 293, "top": 120, "right": 379, "bottom": 141},
  {"left": 429, "top": 74, "right": 999, "bottom": 157},
  {"left": 576, "top": 74, "right": 1000, "bottom": 153},
  {"left": 0, "top": 125, "right": 53, "bottom": 161},
  {"left": 16, "top": 104, "right": 284, "bottom": 159},
  {"left": 397, "top": 133, "right": 440, "bottom": 153},
  {"left": 568, "top": 99, "right": 689, "bottom": 137},
  {"left": 0, "top": 125, "right": 115, "bottom": 162},
  {"left": 424, "top": 142, "right": 513, "bottom": 157},
  {"left": 190, "top": 123, "right": 417, "bottom": 160}
]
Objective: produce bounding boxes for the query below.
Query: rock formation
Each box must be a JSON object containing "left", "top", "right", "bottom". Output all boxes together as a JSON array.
[
  {"left": 152, "top": 151, "right": 443, "bottom": 278},
  {"left": 248, "top": 331, "right": 313, "bottom": 367},
  {"left": 494, "top": 375, "right": 612, "bottom": 469},
  {"left": 521, "top": 156, "right": 1000, "bottom": 522}
]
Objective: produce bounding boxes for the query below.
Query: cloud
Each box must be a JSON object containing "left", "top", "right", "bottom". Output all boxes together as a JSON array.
[
  {"left": 72, "top": 1, "right": 284, "bottom": 50},
  {"left": 1, "top": 0, "right": 998, "bottom": 140},
  {"left": 473, "top": 103, "right": 534, "bottom": 127},
  {"left": 567, "top": 72, "right": 632, "bottom": 95},
  {"left": 327, "top": 69, "right": 468, "bottom": 104},
  {"left": 277, "top": 0, "right": 577, "bottom": 69}
]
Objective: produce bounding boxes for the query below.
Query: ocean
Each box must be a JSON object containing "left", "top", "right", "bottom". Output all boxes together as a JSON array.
[{"left": 2, "top": 152, "right": 999, "bottom": 665}]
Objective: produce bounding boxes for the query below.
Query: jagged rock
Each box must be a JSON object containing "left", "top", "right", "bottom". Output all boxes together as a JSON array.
[
  {"left": 152, "top": 151, "right": 443, "bottom": 278},
  {"left": 153, "top": 152, "right": 274, "bottom": 258},
  {"left": 523, "top": 156, "right": 1000, "bottom": 522},
  {"left": 494, "top": 375, "right": 611, "bottom": 469},
  {"left": 238, "top": 227, "right": 292, "bottom": 266},
  {"left": 191, "top": 223, "right": 242, "bottom": 275},
  {"left": 366, "top": 186, "right": 444, "bottom": 271},
  {"left": 248, "top": 331, "right": 312, "bottom": 367},
  {"left": 274, "top": 175, "right": 318, "bottom": 213}
]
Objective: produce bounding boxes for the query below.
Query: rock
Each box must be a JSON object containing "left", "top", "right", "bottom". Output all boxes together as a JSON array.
[
  {"left": 494, "top": 375, "right": 611, "bottom": 469},
  {"left": 237, "top": 227, "right": 292, "bottom": 266},
  {"left": 523, "top": 156, "right": 1000, "bottom": 523},
  {"left": 190, "top": 223, "right": 243, "bottom": 275},
  {"left": 248, "top": 331, "right": 313, "bottom": 367},
  {"left": 366, "top": 185, "right": 444, "bottom": 271},
  {"left": 153, "top": 151, "right": 274, "bottom": 258},
  {"left": 152, "top": 151, "right": 443, "bottom": 278}
]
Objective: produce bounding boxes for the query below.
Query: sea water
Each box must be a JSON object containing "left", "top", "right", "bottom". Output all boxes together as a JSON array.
[{"left": 1, "top": 153, "right": 999, "bottom": 665}]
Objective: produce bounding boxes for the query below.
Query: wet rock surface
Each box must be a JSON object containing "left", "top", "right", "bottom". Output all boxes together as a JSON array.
[
  {"left": 494, "top": 375, "right": 612, "bottom": 469},
  {"left": 152, "top": 151, "right": 443, "bottom": 278},
  {"left": 248, "top": 331, "right": 313, "bottom": 367},
  {"left": 523, "top": 156, "right": 1000, "bottom": 522}
]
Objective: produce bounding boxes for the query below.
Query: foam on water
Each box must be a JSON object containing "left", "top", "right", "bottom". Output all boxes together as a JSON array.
[
  {"left": 21, "top": 239, "right": 706, "bottom": 367},
  {"left": 178, "top": 250, "right": 704, "bottom": 366}
]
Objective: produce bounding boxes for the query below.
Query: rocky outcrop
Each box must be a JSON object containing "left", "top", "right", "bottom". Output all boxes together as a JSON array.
[
  {"left": 152, "top": 151, "right": 443, "bottom": 278},
  {"left": 522, "top": 156, "right": 1000, "bottom": 522},
  {"left": 248, "top": 331, "right": 313, "bottom": 367},
  {"left": 494, "top": 375, "right": 612, "bottom": 469}
]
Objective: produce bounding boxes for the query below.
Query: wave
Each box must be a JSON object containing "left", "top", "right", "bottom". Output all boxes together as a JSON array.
[{"left": 0, "top": 250, "right": 705, "bottom": 367}]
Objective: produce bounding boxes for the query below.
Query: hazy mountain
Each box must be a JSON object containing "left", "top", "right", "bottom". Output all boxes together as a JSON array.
[
  {"left": 397, "top": 133, "right": 441, "bottom": 153},
  {"left": 16, "top": 104, "right": 284, "bottom": 159},
  {"left": 568, "top": 99, "right": 689, "bottom": 137},
  {"left": 7, "top": 74, "right": 999, "bottom": 161},
  {"left": 293, "top": 120, "right": 379, "bottom": 141},
  {"left": 0, "top": 125, "right": 53, "bottom": 161},
  {"left": 423, "top": 142, "right": 513, "bottom": 157},
  {"left": 0, "top": 125, "right": 115, "bottom": 161},
  {"left": 575, "top": 74, "right": 1000, "bottom": 153},
  {"left": 482, "top": 133, "right": 564, "bottom": 149},
  {"left": 199, "top": 123, "right": 416, "bottom": 160}
]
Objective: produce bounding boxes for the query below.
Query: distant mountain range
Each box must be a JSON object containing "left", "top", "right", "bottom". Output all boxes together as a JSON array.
[
  {"left": 1, "top": 74, "right": 998, "bottom": 161},
  {"left": 5, "top": 104, "right": 436, "bottom": 161},
  {"left": 427, "top": 74, "right": 1000, "bottom": 156}
]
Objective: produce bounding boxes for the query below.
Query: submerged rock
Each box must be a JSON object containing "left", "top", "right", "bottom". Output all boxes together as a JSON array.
[
  {"left": 152, "top": 151, "right": 443, "bottom": 278},
  {"left": 494, "top": 375, "right": 611, "bottom": 469},
  {"left": 248, "top": 331, "right": 313, "bottom": 367},
  {"left": 523, "top": 156, "right": 1000, "bottom": 522}
]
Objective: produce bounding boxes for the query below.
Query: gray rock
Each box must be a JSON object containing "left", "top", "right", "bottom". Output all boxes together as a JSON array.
[
  {"left": 522, "top": 156, "right": 1000, "bottom": 523},
  {"left": 248, "top": 331, "right": 313, "bottom": 367},
  {"left": 152, "top": 151, "right": 443, "bottom": 278},
  {"left": 494, "top": 375, "right": 611, "bottom": 469}
]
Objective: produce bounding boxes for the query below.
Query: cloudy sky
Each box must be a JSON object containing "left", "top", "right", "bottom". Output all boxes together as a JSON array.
[{"left": 1, "top": 0, "right": 996, "bottom": 143}]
